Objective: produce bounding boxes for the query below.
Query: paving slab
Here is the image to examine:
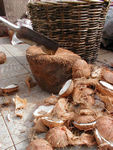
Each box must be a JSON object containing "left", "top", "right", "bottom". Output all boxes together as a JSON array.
[
  {"left": 6, "top": 146, "right": 16, "bottom": 150},
  {"left": 0, "top": 37, "right": 10, "bottom": 44},
  {"left": 15, "top": 139, "right": 29, "bottom": 150},
  {"left": 0, "top": 115, "right": 13, "bottom": 150}
]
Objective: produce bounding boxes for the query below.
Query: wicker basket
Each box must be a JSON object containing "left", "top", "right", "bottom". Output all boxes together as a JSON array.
[{"left": 28, "top": 0, "right": 110, "bottom": 63}]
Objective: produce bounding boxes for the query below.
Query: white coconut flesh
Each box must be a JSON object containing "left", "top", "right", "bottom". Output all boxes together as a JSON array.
[
  {"left": 33, "top": 105, "right": 54, "bottom": 118},
  {"left": 99, "top": 80, "right": 113, "bottom": 91},
  {"left": 91, "top": 68, "right": 102, "bottom": 78},
  {"left": 1, "top": 84, "right": 18, "bottom": 89},
  {"left": 59, "top": 79, "right": 72, "bottom": 96},
  {"left": 42, "top": 117, "right": 64, "bottom": 123},
  {"left": 95, "top": 129, "right": 113, "bottom": 147},
  {"left": 73, "top": 121, "right": 96, "bottom": 127}
]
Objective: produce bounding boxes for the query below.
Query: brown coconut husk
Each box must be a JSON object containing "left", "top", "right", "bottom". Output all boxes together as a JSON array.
[
  {"left": 26, "top": 138, "right": 53, "bottom": 150},
  {"left": 102, "top": 68, "right": 113, "bottom": 85},
  {"left": 44, "top": 94, "right": 58, "bottom": 105},
  {"left": 0, "top": 51, "right": 6, "bottom": 64},
  {"left": 72, "top": 59, "right": 91, "bottom": 79},
  {"left": 26, "top": 45, "right": 81, "bottom": 94},
  {"left": 33, "top": 118, "right": 48, "bottom": 133},
  {"left": 73, "top": 115, "right": 96, "bottom": 131},
  {"left": 94, "top": 116, "right": 113, "bottom": 150}
]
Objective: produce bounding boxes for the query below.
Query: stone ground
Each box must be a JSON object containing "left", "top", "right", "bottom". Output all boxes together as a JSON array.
[{"left": 0, "top": 37, "right": 113, "bottom": 150}]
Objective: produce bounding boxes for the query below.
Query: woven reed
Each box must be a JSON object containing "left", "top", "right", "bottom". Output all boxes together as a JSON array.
[{"left": 28, "top": 0, "right": 110, "bottom": 63}]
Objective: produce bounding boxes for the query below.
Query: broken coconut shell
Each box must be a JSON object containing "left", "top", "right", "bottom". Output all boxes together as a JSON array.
[
  {"left": 26, "top": 45, "right": 81, "bottom": 94},
  {"left": 96, "top": 80, "right": 113, "bottom": 97},
  {"left": 102, "top": 68, "right": 113, "bottom": 85},
  {"left": 73, "top": 115, "right": 96, "bottom": 131},
  {"left": 33, "top": 105, "right": 54, "bottom": 118},
  {"left": 1, "top": 84, "right": 19, "bottom": 94},
  {"left": 0, "top": 51, "right": 6, "bottom": 64},
  {"left": 44, "top": 94, "right": 58, "bottom": 105},
  {"left": 26, "top": 138, "right": 53, "bottom": 150},
  {"left": 41, "top": 116, "right": 64, "bottom": 128},
  {"left": 94, "top": 116, "right": 113, "bottom": 150},
  {"left": 58, "top": 79, "right": 74, "bottom": 97}
]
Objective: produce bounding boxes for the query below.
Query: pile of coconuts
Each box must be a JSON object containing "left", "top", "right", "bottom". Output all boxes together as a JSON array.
[{"left": 26, "top": 46, "right": 113, "bottom": 150}]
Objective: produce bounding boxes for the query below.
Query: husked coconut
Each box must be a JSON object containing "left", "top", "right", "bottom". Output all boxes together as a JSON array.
[
  {"left": 102, "top": 68, "right": 113, "bottom": 85},
  {"left": 59, "top": 79, "right": 74, "bottom": 97},
  {"left": 33, "top": 118, "right": 48, "bottom": 133},
  {"left": 0, "top": 51, "right": 6, "bottom": 64},
  {"left": 73, "top": 115, "right": 96, "bottom": 131},
  {"left": 94, "top": 116, "right": 113, "bottom": 150},
  {"left": 1, "top": 84, "right": 19, "bottom": 94},
  {"left": 72, "top": 59, "right": 91, "bottom": 78},
  {"left": 46, "top": 126, "right": 69, "bottom": 148},
  {"left": 41, "top": 116, "right": 64, "bottom": 128},
  {"left": 33, "top": 105, "right": 54, "bottom": 118},
  {"left": 26, "top": 46, "right": 80, "bottom": 93},
  {"left": 44, "top": 94, "right": 58, "bottom": 105},
  {"left": 26, "top": 138, "right": 53, "bottom": 150}
]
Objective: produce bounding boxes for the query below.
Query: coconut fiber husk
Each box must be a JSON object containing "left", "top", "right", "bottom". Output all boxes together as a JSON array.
[{"left": 26, "top": 45, "right": 81, "bottom": 94}]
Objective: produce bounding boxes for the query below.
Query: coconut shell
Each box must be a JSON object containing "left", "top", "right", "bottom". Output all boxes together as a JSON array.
[
  {"left": 73, "top": 115, "right": 96, "bottom": 131},
  {"left": 102, "top": 68, "right": 113, "bottom": 85},
  {"left": 94, "top": 116, "right": 113, "bottom": 150},
  {"left": 1, "top": 84, "right": 19, "bottom": 94},
  {"left": 72, "top": 59, "right": 91, "bottom": 79},
  {"left": 0, "top": 51, "right": 6, "bottom": 64},
  {"left": 26, "top": 138, "right": 53, "bottom": 150},
  {"left": 33, "top": 118, "right": 48, "bottom": 133},
  {"left": 46, "top": 126, "right": 69, "bottom": 148},
  {"left": 26, "top": 45, "right": 81, "bottom": 94},
  {"left": 59, "top": 79, "right": 74, "bottom": 97},
  {"left": 41, "top": 116, "right": 64, "bottom": 128}
]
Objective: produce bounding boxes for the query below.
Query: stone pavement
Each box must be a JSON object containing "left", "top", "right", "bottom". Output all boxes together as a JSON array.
[{"left": 0, "top": 37, "right": 113, "bottom": 150}]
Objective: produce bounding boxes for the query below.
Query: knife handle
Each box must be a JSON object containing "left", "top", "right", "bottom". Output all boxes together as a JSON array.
[{"left": 16, "top": 26, "right": 59, "bottom": 51}]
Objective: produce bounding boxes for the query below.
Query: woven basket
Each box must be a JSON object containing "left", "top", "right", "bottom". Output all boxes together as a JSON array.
[{"left": 28, "top": 0, "right": 110, "bottom": 63}]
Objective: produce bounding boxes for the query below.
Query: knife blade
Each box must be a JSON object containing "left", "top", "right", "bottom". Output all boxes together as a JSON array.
[{"left": 0, "top": 17, "right": 59, "bottom": 54}]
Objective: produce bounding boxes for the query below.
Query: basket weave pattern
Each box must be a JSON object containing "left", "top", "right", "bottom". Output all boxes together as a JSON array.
[{"left": 28, "top": 0, "right": 110, "bottom": 63}]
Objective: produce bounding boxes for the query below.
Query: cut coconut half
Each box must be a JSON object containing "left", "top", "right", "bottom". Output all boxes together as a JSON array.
[
  {"left": 58, "top": 79, "right": 73, "bottom": 97},
  {"left": 1, "top": 84, "right": 19, "bottom": 94},
  {"left": 95, "top": 129, "right": 113, "bottom": 149},
  {"left": 33, "top": 105, "right": 54, "bottom": 118},
  {"left": 99, "top": 81, "right": 113, "bottom": 91},
  {"left": 41, "top": 116, "right": 64, "bottom": 128},
  {"left": 73, "top": 120, "right": 96, "bottom": 131}
]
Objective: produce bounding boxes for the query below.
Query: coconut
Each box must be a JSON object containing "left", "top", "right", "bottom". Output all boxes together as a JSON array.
[
  {"left": 44, "top": 94, "right": 58, "bottom": 105},
  {"left": 41, "top": 116, "right": 64, "bottom": 128},
  {"left": 73, "top": 115, "right": 96, "bottom": 131},
  {"left": 102, "top": 68, "right": 113, "bottom": 85},
  {"left": 33, "top": 118, "right": 48, "bottom": 133},
  {"left": 94, "top": 116, "right": 113, "bottom": 150},
  {"left": 26, "top": 138, "right": 53, "bottom": 150},
  {"left": 26, "top": 46, "right": 80, "bottom": 94},
  {"left": 0, "top": 51, "right": 6, "bottom": 64},
  {"left": 46, "top": 126, "right": 69, "bottom": 148},
  {"left": 58, "top": 79, "right": 74, "bottom": 97},
  {"left": 1, "top": 84, "right": 19, "bottom": 94},
  {"left": 33, "top": 105, "right": 54, "bottom": 118},
  {"left": 72, "top": 59, "right": 91, "bottom": 79},
  {"left": 96, "top": 81, "right": 113, "bottom": 97}
]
